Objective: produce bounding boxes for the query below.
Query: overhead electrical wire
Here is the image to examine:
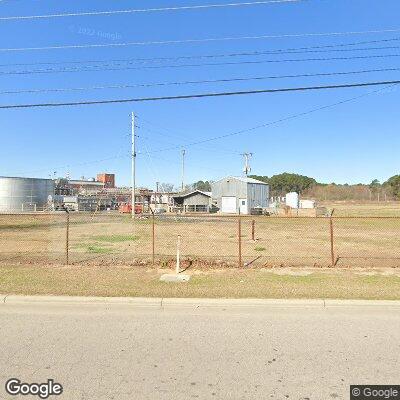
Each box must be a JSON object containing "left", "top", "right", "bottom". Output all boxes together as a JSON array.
[
  {"left": 0, "top": 0, "right": 304, "bottom": 21},
  {"left": 3, "top": 37, "right": 400, "bottom": 68},
  {"left": 141, "top": 82, "right": 400, "bottom": 154},
  {"left": 3, "top": 28, "right": 400, "bottom": 52},
  {"left": 3, "top": 53, "right": 400, "bottom": 75},
  {"left": 9, "top": 81, "right": 396, "bottom": 175},
  {"left": 139, "top": 125, "right": 241, "bottom": 157},
  {"left": 1, "top": 79, "right": 400, "bottom": 109},
  {"left": 3, "top": 67, "right": 400, "bottom": 95}
]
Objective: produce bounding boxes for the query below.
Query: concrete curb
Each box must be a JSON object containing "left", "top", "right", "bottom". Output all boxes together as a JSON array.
[
  {"left": 162, "top": 298, "right": 325, "bottom": 307},
  {"left": 324, "top": 299, "right": 400, "bottom": 307},
  {"left": 1, "top": 295, "right": 400, "bottom": 308},
  {"left": 0, "top": 295, "right": 162, "bottom": 307}
]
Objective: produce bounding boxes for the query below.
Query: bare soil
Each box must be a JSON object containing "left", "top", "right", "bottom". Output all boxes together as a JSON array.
[{"left": 0, "top": 202, "right": 399, "bottom": 269}]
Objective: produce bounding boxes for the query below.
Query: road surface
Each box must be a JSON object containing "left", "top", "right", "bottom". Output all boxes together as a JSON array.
[{"left": 0, "top": 298, "right": 399, "bottom": 399}]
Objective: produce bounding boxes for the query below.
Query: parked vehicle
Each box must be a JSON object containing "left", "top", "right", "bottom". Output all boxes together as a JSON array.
[{"left": 118, "top": 203, "right": 143, "bottom": 214}]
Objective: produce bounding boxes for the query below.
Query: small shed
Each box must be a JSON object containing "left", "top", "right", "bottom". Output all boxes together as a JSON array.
[
  {"left": 211, "top": 176, "right": 269, "bottom": 215},
  {"left": 172, "top": 190, "right": 212, "bottom": 213},
  {"left": 299, "top": 199, "right": 316, "bottom": 209}
]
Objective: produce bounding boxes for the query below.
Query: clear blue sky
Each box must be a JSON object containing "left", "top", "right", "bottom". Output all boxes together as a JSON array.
[{"left": 0, "top": 0, "right": 399, "bottom": 188}]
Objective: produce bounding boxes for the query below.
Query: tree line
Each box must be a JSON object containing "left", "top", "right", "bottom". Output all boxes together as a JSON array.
[
  {"left": 249, "top": 173, "right": 400, "bottom": 200},
  {"left": 158, "top": 174, "right": 400, "bottom": 200}
]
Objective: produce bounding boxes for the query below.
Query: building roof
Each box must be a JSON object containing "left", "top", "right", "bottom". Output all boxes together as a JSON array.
[
  {"left": 0, "top": 176, "right": 53, "bottom": 182},
  {"left": 213, "top": 176, "right": 268, "bottom": 185},
  {"left": 68, "top": 180, "right": 104, "bottom": 186},
  {"left": 172, "top": 190, "right": 212, "bottom": 199}
]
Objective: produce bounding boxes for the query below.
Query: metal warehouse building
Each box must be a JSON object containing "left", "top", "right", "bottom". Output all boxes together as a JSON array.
[
  {"left": 172, "top": 190, "right": 212, "bottom": 213},
  {"left": 211, "top": 176, "right": 269, "bottom": 215},
  {"left": 0, "top": 177, "right": 55, "bottom": 212}
]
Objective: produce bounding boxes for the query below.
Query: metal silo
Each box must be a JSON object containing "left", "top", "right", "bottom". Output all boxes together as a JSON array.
[{"left": 0, "top": 177, "right": 55, "bottom": 212}]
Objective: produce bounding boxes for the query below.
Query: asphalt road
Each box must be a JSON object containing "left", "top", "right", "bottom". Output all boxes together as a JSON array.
[{"left": 0, "top": 299, "right": 399, "bottom": 400}]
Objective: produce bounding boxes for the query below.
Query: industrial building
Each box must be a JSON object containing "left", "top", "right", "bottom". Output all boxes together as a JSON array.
[
  {"left": 65, "top": 178, "right": 107, "bottom": 195},
  {"left": 211, "top": 176, "right": 269, "bottom": 215},
  {"left": 172, "top": 190, "right": 212, "bottom": 213},
  {"left": 0, "top": 176, "right": 55, "bottom": 212},
  {"left": 1, "top": 172, "right": 270, "bottom": 216},
  {"left": 54, "top": 173, "right": 116, "bottom": 196},
  {"left": 59, "top": 195, "right": 113, "bottom": 212},
  {"left": 97, "top": 173, "right": 115, "bottom": 188}
]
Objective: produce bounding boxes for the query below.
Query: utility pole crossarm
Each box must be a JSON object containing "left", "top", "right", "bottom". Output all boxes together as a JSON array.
[{"left": 242, "top": 152, "right": 253, "bottom": 176}]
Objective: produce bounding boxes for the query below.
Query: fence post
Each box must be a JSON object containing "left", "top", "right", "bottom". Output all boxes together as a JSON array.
[
  {"left": 176, "top": 235, "right": 181, "bottom": 274},
  {"left": 65, "top": 209, "right": 70, "bottom": 266},
  {"left": 152, "top": 210, "right": 155, "bottom": 266},
  {"left": 238, "top": 215, "right": 242, "bottom": 268},
  {"left": 329, "top": 209, "right": 335, "bottom": 266},
  {"left": 251, "top": 219, "right": 255, "bottom": 241}
]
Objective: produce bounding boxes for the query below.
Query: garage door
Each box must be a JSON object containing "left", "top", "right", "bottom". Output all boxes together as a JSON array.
[{"left": 221, "top": 196, "right": 237, "bottom": 213}]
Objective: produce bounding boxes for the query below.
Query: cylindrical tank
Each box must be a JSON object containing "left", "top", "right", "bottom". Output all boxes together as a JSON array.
[
  {"left": 0, "top": 177, "right": 55, "bottom": 212},
  {"left": 285, "top": 192, "right": 299, "bottom": 209}
]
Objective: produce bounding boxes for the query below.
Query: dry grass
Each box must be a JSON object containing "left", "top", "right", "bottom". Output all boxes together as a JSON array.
[
  {"left": 0, "top": 264, "right": 400, "bottom": 300},
  {"left": 0, "top": 203, "right": 400, "bottom": 269},
  {"left": 320, "top": 201, "right": 400, "bottom": 217}
]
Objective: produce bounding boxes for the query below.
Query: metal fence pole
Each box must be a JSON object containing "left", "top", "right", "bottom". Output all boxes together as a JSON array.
[
  {"left": 176, "top": 235, "right": 181, "bottom": 274},
  {"left": 238, "top": 215, "right": 242, "bottom": 268},
  {"left": 329, "top": 209, "right": 335, "bottom": 266},
  {"left": 152, "top": 211, "right": 155, "bottom": 266},
  {"left": 65, "top": 210, "right": 70, "bottom": 266},
  {"left": 251, "top": 219, "right": 255, "bottom": 241}
]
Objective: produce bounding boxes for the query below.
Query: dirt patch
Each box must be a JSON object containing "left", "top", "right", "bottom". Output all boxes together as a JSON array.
[{"left": 0, "top": 212, "right": 400, "bottom": 269}]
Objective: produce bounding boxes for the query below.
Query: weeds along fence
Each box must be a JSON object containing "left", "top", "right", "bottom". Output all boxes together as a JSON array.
[{"left": 0, "top": 212, "right": 399, "bottom": 268}]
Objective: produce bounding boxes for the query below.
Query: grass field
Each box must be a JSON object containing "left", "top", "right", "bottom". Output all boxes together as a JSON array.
[
  {"left": 0, "top": 201, "right": 399, "bottom": 269},
  {"left": 320, "top": 201, "right": 400, "bottom": 217},
  {"left": 1, "top": 264, "right": 400, "bottom": 300}
]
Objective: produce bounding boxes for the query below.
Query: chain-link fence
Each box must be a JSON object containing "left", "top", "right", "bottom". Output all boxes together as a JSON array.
[{"left": 0, "top": 212, "right": 399, "bottom": 268}]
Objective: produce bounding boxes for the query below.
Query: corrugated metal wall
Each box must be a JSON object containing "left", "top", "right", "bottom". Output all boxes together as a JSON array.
[
  {"left": 183, "top": 193, "right": 211, "bottom": 206},
  {"left": 247, "top": 183, "right": 269, "bottom": 210},
  {"left": 0, "top": 177, "right": 55, "bottom": 212},
  {"left": 212, "top": 178, "right": 247, "bottom": 211},
  {"left": 212, "top": 177, "right": 269, "bottom": 213}
]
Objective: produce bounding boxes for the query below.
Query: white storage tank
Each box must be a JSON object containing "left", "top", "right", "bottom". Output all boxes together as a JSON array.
[
  {"left": 0, "top": 176, "right": 55, "bottom": 212},
  {"left": 285, "top": 192, "right": 299, "bottom": 209}
]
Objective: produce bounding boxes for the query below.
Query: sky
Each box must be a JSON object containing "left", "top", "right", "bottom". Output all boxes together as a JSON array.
[{"left": 0, "top": 0, "right": 399, "bottom": 189}]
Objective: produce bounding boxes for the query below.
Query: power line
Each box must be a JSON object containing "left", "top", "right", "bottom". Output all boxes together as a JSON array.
[
  {"left": 3, "top": 67, "right": 400, "bottom": 95},
  {"left": 0, "top": 0, "right": 304, "bottom": 21},
  {"left": 3, "top": 53, "right": 400, "bottom": 75},
  {"left": 7, "top": 81, "right": 397, "bottom": 176},
  {"left": 143, "top": 83, "right": 399, "bottom": 154},
  {"left": 4, "top": 37, "right": 400, "bottom": 67},
  {"left": 1, "top": 79, "right": 400, "bottom": 109},
  {"left": 3, "top": 28, "right": 400, "bottom": 52},
  {"left": 137, "top": 118, "right": 242, "bottom": 155}
]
